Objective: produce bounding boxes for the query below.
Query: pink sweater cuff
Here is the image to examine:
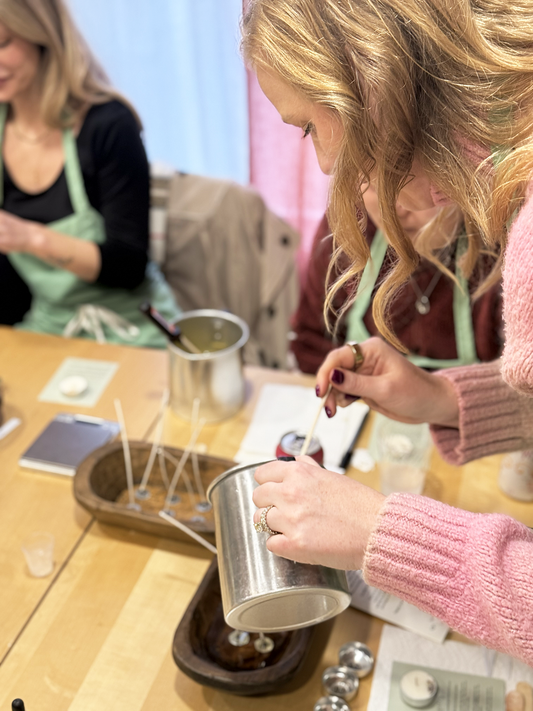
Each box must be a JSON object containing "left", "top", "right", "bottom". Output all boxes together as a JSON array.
[
  {"left": 430, "top": 360, "right": 533, "bottom": 465},
  {"left": 363, "top": 494, "right": 473, "bottom": 619},
  {"left": 362, "top": 493, "right": 533, "bottom": 662}
]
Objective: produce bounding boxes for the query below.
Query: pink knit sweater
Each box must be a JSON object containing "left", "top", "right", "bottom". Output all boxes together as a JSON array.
[
  {"left": 363, "top": 494, "right": 533, "bottom": 664},
  {"left": 432, "top": 190, "right": 533, "bottom": 463},
  {"left": 363, "top": 191, "right": 533, "bottom": 664}
]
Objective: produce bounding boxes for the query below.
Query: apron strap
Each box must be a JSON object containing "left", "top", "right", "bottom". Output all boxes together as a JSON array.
[
  {"left": 409, "top": 238, "right": 478, "bottom": 368},
  {"left": 346, "top": 230, "right": 479, "bottom": 369},
  {"left": 62, "top": 128, "right": 91, "bottom": 214},
  {"left": 345, "top": 229, "right": 388, "bottom": 343},
  {"left": 452, "top": 234, "right": 478, "bottom": 364}
]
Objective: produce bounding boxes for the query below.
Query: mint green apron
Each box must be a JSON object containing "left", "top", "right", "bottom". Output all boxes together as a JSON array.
[
  {"left": 0, "top": 103, "right": 180, "bottom": 348},
  {"left": 346, "top": 229, "right": 478, "bottom": 369}
]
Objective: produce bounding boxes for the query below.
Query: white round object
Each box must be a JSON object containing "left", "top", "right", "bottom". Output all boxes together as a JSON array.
[
  {"left": 385, "top": 434, "right": 414, "bottom": 457},
  {"left": 400, "top": 670, "right": 439, "bottom": 708},
  {"left": 59, "top": 375, "right": 88, "bottom": 398}
]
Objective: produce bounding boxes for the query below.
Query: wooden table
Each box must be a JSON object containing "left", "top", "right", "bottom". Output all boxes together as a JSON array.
[
  {"left": 0, "top": 327, "right": 168, "bottom": 663},
  {"left": 0, "top": 328, "right": 530, "bottom": 710}
]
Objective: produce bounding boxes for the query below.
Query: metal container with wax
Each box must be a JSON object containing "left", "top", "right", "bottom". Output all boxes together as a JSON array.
[
  {"left": 168, "top": 309, "right": 249, "bottom": 424},
  {"left": 207, "top": 461, "right": 351, "bottom": 633}
]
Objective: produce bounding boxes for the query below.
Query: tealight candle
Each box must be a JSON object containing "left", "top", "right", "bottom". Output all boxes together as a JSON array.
[{"left": 399, "top": 670, "right": 439, "bottom": 708}]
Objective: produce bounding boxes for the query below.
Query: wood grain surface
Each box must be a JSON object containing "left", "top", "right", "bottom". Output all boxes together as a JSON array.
[{"left": 0, "top": 327, "right": 530, "bottom": 710}]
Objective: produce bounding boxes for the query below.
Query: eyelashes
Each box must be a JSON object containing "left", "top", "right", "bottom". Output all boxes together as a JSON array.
[{"left": 302, "top": 122, "right": 314, "bottom": 139}]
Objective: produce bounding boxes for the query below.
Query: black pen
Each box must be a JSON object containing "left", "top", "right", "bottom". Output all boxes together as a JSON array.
[{"left": 338, "top": 409, "right": 370, "bottom": 470}]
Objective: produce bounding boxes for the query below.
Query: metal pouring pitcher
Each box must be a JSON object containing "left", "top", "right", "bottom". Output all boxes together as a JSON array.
[
  {"left": 168, "top": 309, "right": 249, "bottom": 423},
  {"left": 207, "top": 462, "right": 351, "bottom": 633}
]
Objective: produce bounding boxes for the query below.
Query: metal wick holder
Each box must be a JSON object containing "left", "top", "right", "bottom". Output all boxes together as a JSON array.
[
  {"left": 314, "top": 696, "right": 351, "bottom": 711},
  {"left": 322, "top": 665, "right": 359, "bottom": 701},
  {"left": 338, "top": 641, "right": 374, "bottom": 677}
]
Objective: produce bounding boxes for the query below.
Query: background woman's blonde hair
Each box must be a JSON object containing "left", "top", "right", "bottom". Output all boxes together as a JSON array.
[
  {"left": 242, "top": 0, "right": 533, "bottom": 350},
  {"left": 0, "top": 0, "right": 141, "bottom": 128}
]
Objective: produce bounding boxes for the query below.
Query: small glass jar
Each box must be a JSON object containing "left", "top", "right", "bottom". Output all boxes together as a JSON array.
[{"left": 498, "top": 450, "right": 533, "bottom": 502}]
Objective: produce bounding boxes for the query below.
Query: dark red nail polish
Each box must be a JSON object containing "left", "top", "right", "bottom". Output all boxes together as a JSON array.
[
  {"left": 325, "top": 406, "right": 333, "bottom": 418},
  {"left": 315, "top": 385, "right": 320, "bottom": 397},
  {"left": 332, "top": 369, "right": 344, "bottom": 385}
]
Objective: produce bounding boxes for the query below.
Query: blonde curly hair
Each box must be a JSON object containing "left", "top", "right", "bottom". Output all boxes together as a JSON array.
[{"left": 242, "top": 0, "right": 533, "bottom": 349}]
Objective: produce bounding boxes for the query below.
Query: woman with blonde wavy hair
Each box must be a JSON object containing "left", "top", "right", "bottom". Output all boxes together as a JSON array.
[
  {"left": 0, "top": 0, "right": 179, "bottom": 345},
  {"left": 243, "top": 0, "right": 533, "bottom": 663}
]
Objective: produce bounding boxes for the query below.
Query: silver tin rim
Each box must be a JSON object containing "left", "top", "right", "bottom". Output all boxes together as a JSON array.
[
  {"left": 206, "top": 460, "right": 274, "bottom": 504},
  {"left": 167, "top": 309, "right": 250, "bottom": 361}
]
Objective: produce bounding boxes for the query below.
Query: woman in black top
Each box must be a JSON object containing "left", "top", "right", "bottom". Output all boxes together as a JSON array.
[{"left": 0, "top": 0, "right": 179, "bottom": 346}]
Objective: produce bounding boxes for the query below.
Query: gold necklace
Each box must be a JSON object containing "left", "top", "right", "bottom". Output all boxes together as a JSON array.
[{"left": 10, "top": 123, "right": 53, "bottom": 144}]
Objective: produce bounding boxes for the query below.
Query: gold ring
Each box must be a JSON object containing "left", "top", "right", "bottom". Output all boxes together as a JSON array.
[
  {"left": 253, "top": 505, "right": 279, "bottom": 536},
  {"left": 346, "top": 341, "right": 364, "bottom": 370}
]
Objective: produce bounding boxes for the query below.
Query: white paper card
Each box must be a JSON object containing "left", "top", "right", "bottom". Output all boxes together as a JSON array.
[
  {"left": 235, "top": 383, "right": 370, "bottom": 470},
  {"left": 368, "top": 624, "right": 533, "bottom": 711},
  {"left": 38, "top": 358, "right": 119, "bottom": 408},
  {"left": 347, "top": 570, "right": 449, "bottom": 643}
]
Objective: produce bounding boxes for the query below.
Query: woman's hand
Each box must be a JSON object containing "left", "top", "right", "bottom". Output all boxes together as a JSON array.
[
  {"left": 0, "top": 210, "right": 39, "bottom": 254},
  {"left": 252, "top": 456, "right": 385, "bottom": 570},
  {"left": 316, "top": 337, "right": 459, "bottom": 428},
  {"left": 0, "top": 209, "right": 100, "bottom": 281}
]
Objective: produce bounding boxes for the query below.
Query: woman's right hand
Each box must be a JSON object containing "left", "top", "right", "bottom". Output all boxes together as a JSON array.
[{"left": 316, "top": 337, "right": 460, "bottom": 427}]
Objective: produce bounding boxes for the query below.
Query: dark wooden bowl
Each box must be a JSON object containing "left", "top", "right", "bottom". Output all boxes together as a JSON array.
[
  {"left": 73, "top": 440, "right": 235, "bottom": 545},
  {"left": 172, "top": 557, "right": 315, "bottom": 695}
]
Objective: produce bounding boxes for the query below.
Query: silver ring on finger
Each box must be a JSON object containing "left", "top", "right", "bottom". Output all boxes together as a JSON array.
[{"left": 253, "top": 505, "right": 280, "bottom": 536}]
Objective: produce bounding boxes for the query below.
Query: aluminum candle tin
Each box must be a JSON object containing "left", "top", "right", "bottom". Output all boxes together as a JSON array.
[
  {"left": 314, "top": 697, "right": 350, "bottom": 711},
  {"left": 207, "top": 461, "right": 351, "bottom": 633},
  {"left": 322, "top": 666, "right": 360, "bottom": 700},
  {"left": 168, "top": 309, "right": 249, "bottom": 424},
  {"left": 338, "top": 641, "right": 374, "bottom": 678},
  {"left": 275, "top": 431, "right": 324, "bottom": 465}
]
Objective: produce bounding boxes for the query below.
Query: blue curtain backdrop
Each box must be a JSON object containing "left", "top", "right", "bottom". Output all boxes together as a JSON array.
[{"left": 68, "top": 0, "right": 249, "bottom": 183}]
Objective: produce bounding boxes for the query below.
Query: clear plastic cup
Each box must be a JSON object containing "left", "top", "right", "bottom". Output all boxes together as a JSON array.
[
  {"left": 498, "top": 450, "right": 533, "bottom": 501},
  {"left": 373, "top": 415, "right": 432, "bottom": 496},
  {"left": 22, "top": 532, "right": 55, "bottom": 577}
]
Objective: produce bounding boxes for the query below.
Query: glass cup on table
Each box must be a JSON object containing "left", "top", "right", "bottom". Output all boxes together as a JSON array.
[
  {"left": 21, "top": 532, "right": 55, "bottom": 578},
  {"left": 373, "top": 415, "right": 432, "bottom": 496}
]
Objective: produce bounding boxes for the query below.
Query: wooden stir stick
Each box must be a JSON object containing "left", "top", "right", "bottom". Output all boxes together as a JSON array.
[{"left": 300, "top": 384, "right": 332, "bottom": 456}]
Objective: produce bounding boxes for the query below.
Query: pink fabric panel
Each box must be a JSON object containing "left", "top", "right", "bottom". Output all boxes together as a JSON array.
[{"left": 247, "top": 70, "right": 330, "bottom": 279}]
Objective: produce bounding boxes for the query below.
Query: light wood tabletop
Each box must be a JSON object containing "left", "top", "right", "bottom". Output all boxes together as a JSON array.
[
  {"left": 0, "top": 327, "right": 168, "bottom": 664},
  {"left": 0, "top": 327, "right": 530, "bottom": 710}
]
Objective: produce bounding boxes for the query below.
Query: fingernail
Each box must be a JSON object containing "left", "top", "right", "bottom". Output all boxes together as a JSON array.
[
  {"left": 325, "top": 406, "right": 333, "bottom": 418},
  {"left": 331, "top": 369, "right": 344, "bottom": 385},
  {"left": 345, "top": 394, "right": 360, "bottom": 402},
  {"left": 315, "top": 385, "right": 321, "bottom": 397}
]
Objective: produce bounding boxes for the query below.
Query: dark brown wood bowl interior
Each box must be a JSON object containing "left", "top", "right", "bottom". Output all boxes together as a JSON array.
[
  {"left": 74, "top": 440, "right": 235, "bottom": 544},
  {"left": 172, "top": 557, "right": 315, "bottom": 695}
]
